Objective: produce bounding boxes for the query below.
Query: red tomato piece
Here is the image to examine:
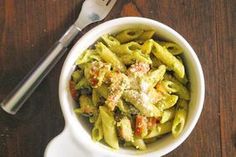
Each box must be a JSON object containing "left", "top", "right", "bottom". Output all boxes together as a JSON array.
[
  {"left": 69, "top": 81, "right": 78, "bottom": 100},
  {"left": 135, "top": 115, "right": 147, "bottom": 137}
]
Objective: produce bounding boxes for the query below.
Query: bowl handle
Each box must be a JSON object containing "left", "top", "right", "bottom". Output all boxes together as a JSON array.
[{"left": 44, "top": 127, "right": 93, "bottom": 157}]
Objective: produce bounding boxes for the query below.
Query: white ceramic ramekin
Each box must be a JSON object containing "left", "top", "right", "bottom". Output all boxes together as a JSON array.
[{"left": 44, "top": 17, "right": 205, "bottom": 157}]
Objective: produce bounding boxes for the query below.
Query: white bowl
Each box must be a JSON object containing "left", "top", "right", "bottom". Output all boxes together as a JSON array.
[{"left": 45, "top": 17, "right": 205, "bottom": 157}]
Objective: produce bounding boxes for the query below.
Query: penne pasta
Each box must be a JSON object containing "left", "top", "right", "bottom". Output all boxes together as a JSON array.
[
  {"left": 163, "top": 74, "right": 190, "bottom": 100},
  {"left": 101, "top": 34, "right": 120, "bottom": 47},
  {"left": 76, "top": 49, "right": 101, "bottom": 65},
  {"left": 115, "top": 29, "right": 144, "bottom": 43},
  {"left": 145, "top": 121, "right": 173, "bottom": 139},
  {"left": 132, "top": 138, "right": 147, "bottom": 150},
  {"left": 155, "top": 94, "right": 179, "bottom": 110},
  {"left": 110, "top": 42, "right": 141, "bottom": 55},
  {"left": 75, "top": 77, "right": 90, "bottom": 90},
  {"left": 160, "top": 107, "right": 176, "bottom": 124},
  {"left": 172, "top": 109, "right": 187, "bottom": 137},
  {"left": 120, "top": 50, "right": 152, "bottom": 65},
  {"left": 158, "top": 41, "right": 183, "bottom": 55},
  {"left": 95, "top": 42, "right": 126, "bottom": 71},
  {"left": 142, "top": 39, "right": 154, "bottom": 54},
  {"left": 92, "top": 113, "right": 103, "bottom": 141},
  {"left": 151, "top": 40, "right": 185, "bottom": 78},
  {"left": 99, "top": 106, "right": 119, "bottom": 149},
  {"left": 137, "top": 30, "right": 155, "bottom": 41},
  {"left": 172, "top": 99, "right": 188, "bottom": 137}
]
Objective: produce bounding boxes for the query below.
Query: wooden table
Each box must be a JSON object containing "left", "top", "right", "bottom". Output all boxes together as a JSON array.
[{"left": 0, "top": 0, "right": 235, "bottom": 156}]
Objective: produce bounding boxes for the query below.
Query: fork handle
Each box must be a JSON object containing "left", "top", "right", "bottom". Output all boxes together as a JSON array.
[{"left": 1, "top": 25, "right": 81, "bottom": 115}]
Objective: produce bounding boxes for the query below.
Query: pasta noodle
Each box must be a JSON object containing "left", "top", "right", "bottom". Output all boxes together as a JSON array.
[
  {"left": 136, "top": 30, "right": 155, "bottom": 41},
  {"left": 115, "top": 29, "right": 144, "bottom": 43},
  {"left": 99, "top": 106, "right": 119, "bottom": 149},
  {"left": 92, "top": 113, "right": 103, "bottom": 141},
  {"left": 95, "top": 42, "right": 126, "bottom": 71},
  {"left": 110, "top": 42, "right": 141, "bottom": 55},
  {"left": 145, "top": 121, "right": 173, "bottom": 139},
  {"left": 151, "top": 40, "right": 185, "bottom": 78},
  {"left": 158, "top": 41, "right": 183, "bottom": 55},
  {"left": 132, "top": 138, "right": 147, "bottom": 150},
  {"left": 160, "top": 107, "right": 176, "bottom": 124},
  {"left": 172, "top": 99, "right": 188, "bottom": 137},
  {"left": 101, "top": 34, "right": 120, "bottom": 47}
]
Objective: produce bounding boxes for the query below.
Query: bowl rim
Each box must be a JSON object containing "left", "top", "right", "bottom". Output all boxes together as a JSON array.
[{"left": 59, "top": 17, "right": 205, "bottom": 156}]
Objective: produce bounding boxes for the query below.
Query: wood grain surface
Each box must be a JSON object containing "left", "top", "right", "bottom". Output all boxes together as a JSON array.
[{"left": 0, "top": 0, "right": 235, "bottom": 156}]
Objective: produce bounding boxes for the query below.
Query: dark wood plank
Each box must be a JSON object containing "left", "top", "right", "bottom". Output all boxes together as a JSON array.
[
  {"left": 0, "top": 0, "right": 235, "bottom": 156},
  {"left": 216, "top": 0, "right": 236, "bottom": 156}
]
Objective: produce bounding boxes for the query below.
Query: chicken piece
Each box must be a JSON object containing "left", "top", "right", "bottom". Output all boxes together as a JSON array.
[
  {"left": 147, "top": 88, "right": 163, "bottom": 104},
  {"left": 127, "top": 62, "right": 150, "bottom": 77},
  {"left": 84, "top": 61, "right": 111, "bottom": 88},
  {"left": 117, "top": 117, "right": 134, "bottom": 142},
  {"left": 106, "top": 72, "right": 130, "bottom": 111},
  {"left": 78, "top": 95, "right": 96, "bottom": 115}
]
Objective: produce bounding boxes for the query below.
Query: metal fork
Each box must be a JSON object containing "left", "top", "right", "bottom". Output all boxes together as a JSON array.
[{"left": 1, "top": 0, "right": 117, "bottom": 115}]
